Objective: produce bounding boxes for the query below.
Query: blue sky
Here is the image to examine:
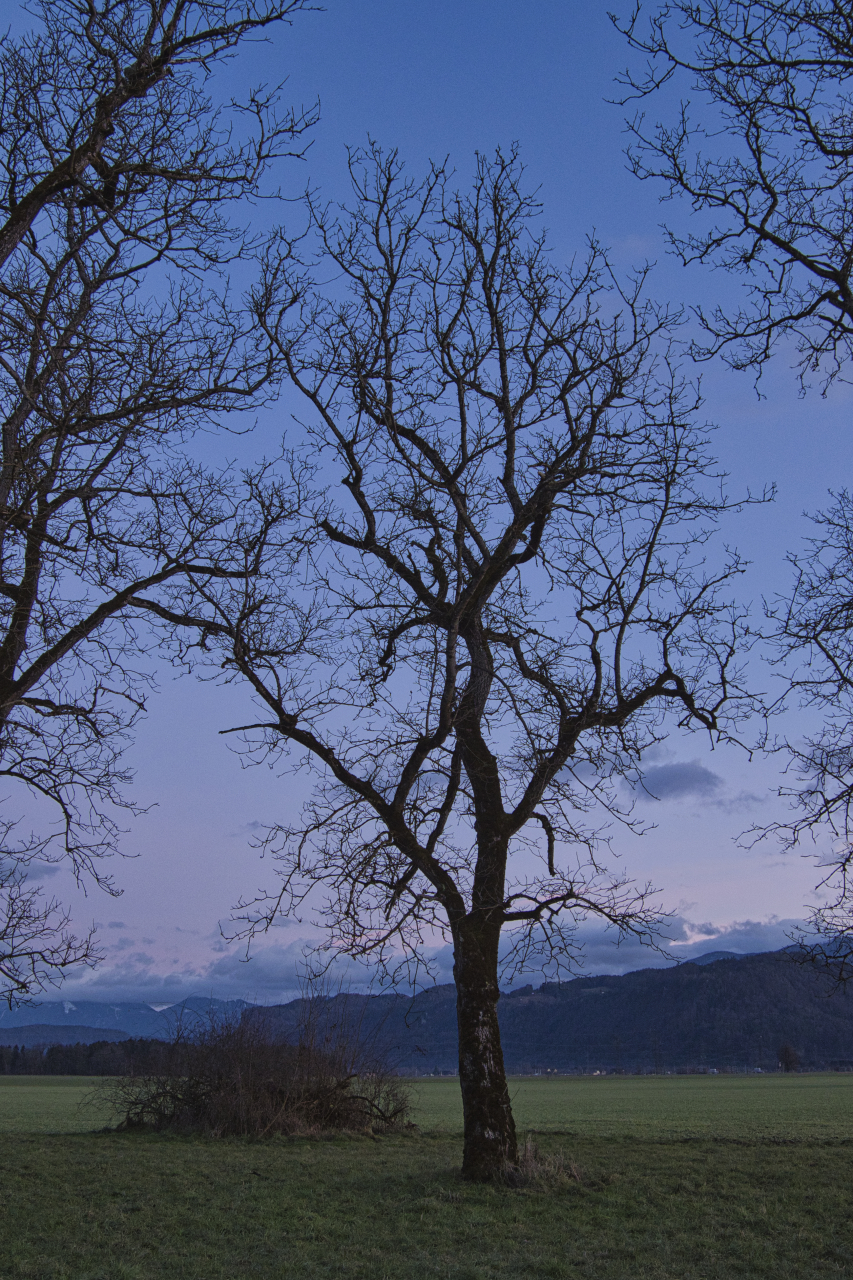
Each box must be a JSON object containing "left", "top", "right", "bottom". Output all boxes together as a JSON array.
[{"left": 27, "top": 0, "right": 851, "bottom": 1005}]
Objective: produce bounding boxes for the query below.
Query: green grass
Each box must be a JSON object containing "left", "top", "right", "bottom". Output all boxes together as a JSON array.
[
  {"left": 1, "top": 1075, "right": 852, "bottom": 1279},
  {"left": 412, "top": 1072, "right": 853, "bottom": 1140},
  {"left": 5, "top": 1071, "right": 850, "bottom": 1139},
  {"left": 0, "top": 1076, "right": 109, "bottom": 1134}
]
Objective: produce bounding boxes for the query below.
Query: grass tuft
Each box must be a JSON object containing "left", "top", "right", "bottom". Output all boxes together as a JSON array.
[{"left": 502, "top": 1133, "right": 583, "bottom": 1189}]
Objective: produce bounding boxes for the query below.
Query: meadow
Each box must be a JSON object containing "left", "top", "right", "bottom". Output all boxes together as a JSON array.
[{"left": 1, "top": 1074, "right": 851, "bottom": 1279}]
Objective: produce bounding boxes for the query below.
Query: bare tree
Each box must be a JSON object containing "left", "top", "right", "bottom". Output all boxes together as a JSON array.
[
  {"left": 0, "top": 844, "right": 101, "bottom": 1000},
  {"left": 0, "top": 0, "right": 316, "bottom": 269},
  {"left": 778, "top": 1041, "right": 801, "bottom": 1071},
  {"left": 0, "top": 0, "right": 316, "bottom": 1003},
  {"left": 613, "top": 1, "right": 853, "bottom": 969},
  {"left": 613, "top": 1, "right": 853, "bottom": 389},
  {"left": 139, "top": 146, "right": 751, "bottom": 1178},
  {"left": 763, "top": 491, "right": 853, "bottom": 977}
]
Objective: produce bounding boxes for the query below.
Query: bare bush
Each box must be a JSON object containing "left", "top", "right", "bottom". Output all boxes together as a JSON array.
[{"left": 102, "top": 1003, "right": 411, "bottom": 1138}]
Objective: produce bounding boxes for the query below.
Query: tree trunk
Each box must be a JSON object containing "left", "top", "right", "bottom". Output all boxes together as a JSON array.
[{"left": 453, "top": 919, "right": 517, "bottom": 1180}]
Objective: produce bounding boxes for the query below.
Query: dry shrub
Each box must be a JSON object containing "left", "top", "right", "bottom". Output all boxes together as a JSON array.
[
  {"left": 102, "top": 996, "right": 411, "bottom": 1138},
  {"left": 502, "top": 1134, "right": 583, "bottom": 1190}
]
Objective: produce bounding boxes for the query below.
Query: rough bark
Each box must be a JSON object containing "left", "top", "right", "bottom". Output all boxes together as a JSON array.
[{"left": 453, "top": 918, "right": 517, "bottom": 1180}]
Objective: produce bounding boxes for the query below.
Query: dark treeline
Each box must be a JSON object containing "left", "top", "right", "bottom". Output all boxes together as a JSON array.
[{"left": 0, "top": 1039, "right": 167, "bottom": 1076}]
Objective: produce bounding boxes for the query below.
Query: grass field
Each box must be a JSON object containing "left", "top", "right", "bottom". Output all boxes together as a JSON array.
[
  {"left": 1, "top": 1074, "right": 852, "bottom": 1278},
  {"left": 413, "top": 1072, "right": 853, "bottom": 1140},
  {"left": 0, "top": 1076, "right": 109, "bottom": 1134}
]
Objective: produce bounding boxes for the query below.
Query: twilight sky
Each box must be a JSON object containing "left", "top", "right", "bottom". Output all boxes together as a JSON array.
[{"left": 32, "top": 0, "right": 851, "bottom": 1005}]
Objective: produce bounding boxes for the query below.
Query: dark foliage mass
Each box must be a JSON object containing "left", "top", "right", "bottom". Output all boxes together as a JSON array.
[
  {"left": 0, "top": 1035, "right": 163, "bottom": 1075},
  {"left": 102, "top": 1008, "right": 411, "bottom": 1137}
]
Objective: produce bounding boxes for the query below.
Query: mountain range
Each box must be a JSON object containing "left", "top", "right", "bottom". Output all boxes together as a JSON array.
[
  {"left": 0, "top": 996, "right": 247, "bottom": 1043},
  {"left": 3, "top": 950, "right": 852, "bottom": 1072}
]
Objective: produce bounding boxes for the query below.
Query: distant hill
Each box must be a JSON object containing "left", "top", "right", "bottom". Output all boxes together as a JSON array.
[
  {"left": 493, "top": 951, "right": 853, "bottom": 1072},
  {"left": 685, "top": 950, "right": 742, "bottom": 966},
  {"left": 0, "top": 1024, "right": 132, "bottom": 1048},
  {"left": 5, "top": 951, "right": 853, "bottom": 1073},
  {"left": 251, "top": 950, "right": 853, "bottom": 1073}
]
